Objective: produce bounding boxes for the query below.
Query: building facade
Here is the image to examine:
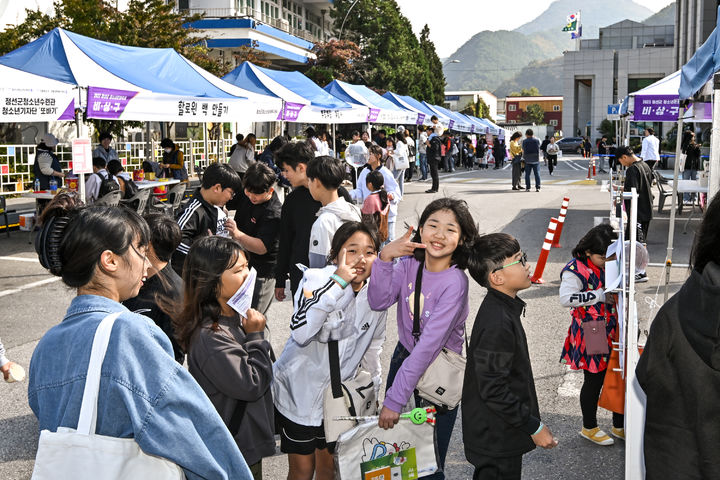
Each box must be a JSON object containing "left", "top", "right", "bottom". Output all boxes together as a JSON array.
[
  {"left": 443, "top": 90, "right": 498, "bottom": 121},
  {"left": 178, "top": 0, "right": 333, "bottom": 68},
  {"left": 562, "top": 20, "right": 675, "bottom": 140},
  {"left": 504, "top": 96, "right": 563, "bottom": 130},
  {"left": 675, "top": 0, "right": 719, "bottom": 70}
]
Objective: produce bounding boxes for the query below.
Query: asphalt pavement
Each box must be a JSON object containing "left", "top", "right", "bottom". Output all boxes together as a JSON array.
[{"left": 0, "top": 154, "right": 699, "bottom": 479}]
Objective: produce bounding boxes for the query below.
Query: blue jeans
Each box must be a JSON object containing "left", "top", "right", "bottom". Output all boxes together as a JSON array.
[
  {"left": 525, "top": 163, "right": 540, "bottom": 190},
  {"left": 419, "top": 153, "right": 428, "bottom": 179},
  {"left": 386, "top": 342, "right": 458, "bottom": 480},
  {"left": 393, "top": 168, "right": 405, "bottom": 196},
  {"left": 682, "top": 169, "right": 697, "bottom": 203}
]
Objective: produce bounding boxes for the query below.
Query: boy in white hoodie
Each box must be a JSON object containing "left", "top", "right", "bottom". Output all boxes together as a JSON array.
[{"left": 307, "top": 155, "right": 361, "bottom": 268}]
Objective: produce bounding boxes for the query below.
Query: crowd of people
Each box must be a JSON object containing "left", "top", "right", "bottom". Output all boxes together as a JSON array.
[{"left": 9, "top": 120, "right": 720, "bottom": 480}]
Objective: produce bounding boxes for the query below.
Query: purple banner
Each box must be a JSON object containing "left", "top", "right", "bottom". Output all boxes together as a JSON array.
[
  {"left": 633, "top": 95, "right": 679, "bottom": 121},
  {"left": 87, "top": 87, "right": 137, "bottom": 119},
  {"left": 366, "top": 108, "right": 380, "bottom": 122},
  {"left": 688, "top": 102, "right": 712, "bottom": 121},
  {"left": 279, "top": 102, "right": 304, "bottom": 121},
  {"left": 448, "top": 119, "right": 455, "bottom": 129},
  {"left": 470, "top": 125, "right": 475, "bottom": 133},
  {"left": 58, "top": 99, "right": 75, "bottom": 120},
  {"left": 415, "top": 113, "right": 425, "bottom": 125}
]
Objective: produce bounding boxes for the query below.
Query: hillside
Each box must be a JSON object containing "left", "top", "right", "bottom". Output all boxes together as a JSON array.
[
  {"left": 643, "top": 2, "right": 676, "bottom": 25},
  {"left": 492, "top": 57, "right": 564, "bottom": 98},
  {"left": 444, "top": 0, "right": 658, "bottom": 91}
]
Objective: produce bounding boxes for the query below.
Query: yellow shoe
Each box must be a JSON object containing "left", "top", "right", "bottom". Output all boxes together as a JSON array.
[
  {"left": 611, "top": 427, "right": 625, "bottom": 440},
  {"left": 580, "top": 427, "right": 614, "bottom": 446}
]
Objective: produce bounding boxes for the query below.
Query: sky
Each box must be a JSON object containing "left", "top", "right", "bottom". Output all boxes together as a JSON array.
[{"left": 396, "top": 0, "right": 676, "bottom": 58}]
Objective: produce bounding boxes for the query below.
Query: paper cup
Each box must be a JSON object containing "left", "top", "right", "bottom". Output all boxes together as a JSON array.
[{"left": 5, "top": 363, "right": 26, "bottom": 383}]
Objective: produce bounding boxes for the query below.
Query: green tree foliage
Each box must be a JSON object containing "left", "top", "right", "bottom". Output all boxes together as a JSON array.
[
  {"left": 509, "top": 86, "right": 541, "bottom": 97},
  {"left": 305, "top": 39, "right": 363, "bottom": 86},
  {"left": 328, "top": 0, "right": 445, "bottom": 104},
  {"left": 521, "top": 104, "right": 545, "bottom": 124},
  {"left": 597, "top": 119, "right": 616, "bottom": 139},
  {"left": 460, "top": 98, "right": 492, "bottom": 120},
  {"left": 0, "top": 0, "right": 241, "bottom": 139}
]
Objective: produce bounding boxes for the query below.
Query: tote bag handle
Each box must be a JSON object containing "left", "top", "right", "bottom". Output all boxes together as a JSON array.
[{"left": 76, "top": 312, "right": 122, "bottom": 436}]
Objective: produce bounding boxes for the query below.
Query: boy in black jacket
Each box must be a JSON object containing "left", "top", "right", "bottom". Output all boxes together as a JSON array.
[
  {"left": 172, "top": 163, "right": 241, "bottom": 276},
  {"left": 464, "top": 233, "right": 557, "bottom": 479}
]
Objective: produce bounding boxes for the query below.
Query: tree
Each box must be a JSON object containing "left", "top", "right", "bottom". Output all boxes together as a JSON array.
[
  {"left": 304, "top": 39, "right": 363, "bottom": 86},
  {"left": 597, "top": 119, "right": 616, "bottom": 139},
  {"left": 233, "top": 41, "right": 271, "bottom": 68},
  {"left": 521, "top": 104, "right": 545, "bottom": 124},
  {"left": 329, "top": 0, "right": 444, "bottom": 103},
  {"left": 509, "top": 86, "right": 541, "bottom": 97},
  {"left": 419, "top": 25, "right": 445, "bottom": 104},
  {"left": 0, "top": 0, "right": 236, "bottom": 139},
  {"left": 460, "top": 98, "right": 492, "bottom": 120}
]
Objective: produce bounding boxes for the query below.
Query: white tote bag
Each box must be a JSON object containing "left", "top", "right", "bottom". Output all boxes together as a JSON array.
[
  {"left": 31, "top": 313, "right": 185, "bottom": 480},
  {"left": 334, "top": 419, "right": 437, "bottom": 480}
]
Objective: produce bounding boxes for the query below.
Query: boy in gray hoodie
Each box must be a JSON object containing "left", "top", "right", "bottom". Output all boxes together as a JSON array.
[{"left": 306, "top": 156, "right": 361, "bottom": 268}]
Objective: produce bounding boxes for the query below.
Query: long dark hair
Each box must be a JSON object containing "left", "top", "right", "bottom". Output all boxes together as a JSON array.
[
  {"left": 366, "top": 170, "right": 388, "bottom": 210},
  {"left": 175, "top": 236, "right": 245, "bottom": 351},
  {"left": 411, "top": 197, "right": 478, "bottom": 269},
  {"left": 690, "top": 193, "right": 720, "bottom": 273},
  {"left": 572, "top": 224, "right": 616, "bottom": 261},
  {"left": 35, "top": 192, "right": 150, "bottom": 289}
]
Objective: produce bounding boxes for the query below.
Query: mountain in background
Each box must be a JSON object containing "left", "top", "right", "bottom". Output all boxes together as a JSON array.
[
  {"left": 492, "top": 57, "right": 564, "bottom": 98},
  {"left": 642, "top": 1, "right": 676, "bottom": 25},
  {"left": 444, "top": 0, "right": 666, "bottom": 93}
]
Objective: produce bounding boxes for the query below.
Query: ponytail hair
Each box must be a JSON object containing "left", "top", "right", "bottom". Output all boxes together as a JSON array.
[
  {"left": 35, "top": 192, "right": 150, "bottom": 288},
  {"left": 365, "top": 170, "right": 388, "bottom": 209}
]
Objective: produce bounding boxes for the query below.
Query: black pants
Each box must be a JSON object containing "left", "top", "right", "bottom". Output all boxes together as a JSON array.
[
  {"left": 429, "top": 159, "right": 440, "bottom": 191},
  {"left": 547, "top": 155, "right": 557, "bottom": 174},
  {"left": 511, "top": 161, "right": 522, "bottom": 189},
  {"left": 471, "top": 454, "right": 522, "bottom": 480},
  {"left": 624, "top": 221, "right": 650, "bottom": 243},
  {"left": 580, "top": 369, "right": 624, "bottom": 429}
]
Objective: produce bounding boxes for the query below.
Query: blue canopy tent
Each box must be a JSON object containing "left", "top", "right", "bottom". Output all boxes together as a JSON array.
[
  {"left": 382, "top": 92, "right": 436, "bottom": 127},
  {"left": 0, "top": 28, "right": 281, "bottom": 121},
  {"left": 324, "top": 80, "right": 417, "bottom": 125},
  {"left": 223, "top": 62, "right": 367, "bottom": 123},
  {"left": 459, "top": 114, "right": 487, "bottom": 134},
  {"left": 423, "top": 103, "right": 472, "bottom": 132}
]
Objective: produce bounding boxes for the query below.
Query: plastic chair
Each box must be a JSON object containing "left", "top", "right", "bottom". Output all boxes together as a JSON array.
[
  {"left": 94, "top": 190, "right": 122, "bottom": 207},
  {"left": 151, "top": 183, "right": 187, "bottom": 216},
  {"left": 120, "top": 188, "right": 151, "bottom": 214},
  {"left": 0, "top": 196, "right": 11, "bottom": 238},
  {"left": 653, "top": 170, "right": 674, "bottom": 213}
]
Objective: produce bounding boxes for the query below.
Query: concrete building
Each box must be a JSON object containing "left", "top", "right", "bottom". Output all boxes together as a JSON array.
[
  {"left": 562, "top": 20, "right": 675, "bottom": 139},
  {"left": 443, "top": 90, "right": 498, "bottom": 120},
  {"left": 675, "top": 0, "right": 719, "bottom": 70},
  {"left": 504, "top": 96, "right": 563, "bottom": 130},
  {"left": 177, "top": 0, "right": 333, "bottom": 68}
]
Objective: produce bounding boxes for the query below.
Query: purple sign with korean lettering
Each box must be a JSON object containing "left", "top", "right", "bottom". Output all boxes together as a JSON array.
[
  {"left": 366, "top": 108, "right": 380, "bottom": 122},
  {"left": 279, "top": 102, "right": 304, "bottom": 121},
  {"left": 87, "top": 87, "right": 137, "bottom": 119},
  {"left": 416, "top": 113, "right": 425, "bottom": 125},
  {"left": 633, "top": 95, "right": 680, "bottom": 121},
  {"left": 448, "top": 120, "right": 455, "bottom": 129}
]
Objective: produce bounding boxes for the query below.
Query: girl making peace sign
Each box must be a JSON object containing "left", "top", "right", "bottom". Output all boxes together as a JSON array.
[{"left": 368, "top": 198, "right": 478, "bottom": 480}]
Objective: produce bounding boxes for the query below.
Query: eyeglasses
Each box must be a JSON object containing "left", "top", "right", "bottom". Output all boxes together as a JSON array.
[
  {"left": 492, "top": 252, "right": 528, "bottom": 273},
  {"left": 225, "top": 188, "right": 236, "bottom": 199}
]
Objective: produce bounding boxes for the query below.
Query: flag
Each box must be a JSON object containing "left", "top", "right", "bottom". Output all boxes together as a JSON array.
[
  {"left": 571, "top": 26, "right": 583, "bottom": 39},
  {"left": 562, "top": 12, "right": 579, "bottom": 32},
  {"left": 679, "top": 5, "right": 720, "bottom": 99}
]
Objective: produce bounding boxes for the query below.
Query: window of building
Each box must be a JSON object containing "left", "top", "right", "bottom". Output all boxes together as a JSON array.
[
  {"left": 508, "top": 104, "right": 516, "bottom": 111},
  {"left": 549, "top": 119, "right": 558, "bottom": 126},
  {"left": 553, "top": 105, "right": 560, "bottom": 111}
]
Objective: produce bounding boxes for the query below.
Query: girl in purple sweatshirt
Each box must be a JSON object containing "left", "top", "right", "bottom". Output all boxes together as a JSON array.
[{"left": 368, "top": 197, "right": 478, "bottom": 480}]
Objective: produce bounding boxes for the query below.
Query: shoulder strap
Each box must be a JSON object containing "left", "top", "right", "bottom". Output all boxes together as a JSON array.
[
  {"left": 413, "top": 262, "right": 423, "bottom": 344},
  {"left": 328, "top": 339, "right": 343, "bottom": 399},
  {"left": 228, "top": 399, "right": 247, "bottom": 436},
  {"left": 77, "top": 312, "right": 122, "bottom": 435}
]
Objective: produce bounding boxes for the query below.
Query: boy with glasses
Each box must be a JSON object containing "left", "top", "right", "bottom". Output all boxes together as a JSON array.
[{"left": 463, "top": 233, "right": 557, "bottom": 479}]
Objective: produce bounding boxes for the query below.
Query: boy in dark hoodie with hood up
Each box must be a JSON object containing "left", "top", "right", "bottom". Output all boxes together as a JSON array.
[
  {"left": 463, "top": 233, "right": 557, "bottom": 479},
  {"left": 637, "top": 193, "right": 720, "bottom": 479}
]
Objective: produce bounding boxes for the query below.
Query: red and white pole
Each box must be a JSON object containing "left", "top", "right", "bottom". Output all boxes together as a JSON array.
[
  {"left": 592, "top": 156, "right": 596, "bottom": 176},
  {"left": 530, "top": 217, "right": 558, "bottom": 284},
  {"left": 552, "top": 197, "right": 570, "bottom": 248}
]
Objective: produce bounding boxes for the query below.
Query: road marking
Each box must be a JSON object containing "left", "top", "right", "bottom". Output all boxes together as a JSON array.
[
  {"left": 565, "top": 161, "right": 583, "bottom": 171},
  {"left": 557, "top": 368, "right": 583, "bottom": 397},
  {"left": 0, "top": 256, "right": 38, "bottom": 263},
  {"left": 0, "top": 277, "right": 62, "bottom": 298}
]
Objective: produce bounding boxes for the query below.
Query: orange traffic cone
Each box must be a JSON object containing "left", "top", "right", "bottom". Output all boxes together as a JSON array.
[
  {"left": 530, "top": 218, "right": 558, "bottom": 284},
  {"left": 552, "top": 197, "right": 570, "bottom": 248}
]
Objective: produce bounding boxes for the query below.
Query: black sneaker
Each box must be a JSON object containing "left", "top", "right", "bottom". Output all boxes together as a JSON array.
[
  {"left": 536, "top": 188, "right": 541, "bottom": 192},
  {"left": 635, "top": 272, "right": 648, "bottom": 283},
  {"left": 425, "top": 189, "right": 438, "bottom": 193}
]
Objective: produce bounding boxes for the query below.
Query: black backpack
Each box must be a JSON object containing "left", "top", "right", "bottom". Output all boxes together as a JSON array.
[
  {"left": 96, "top": 172, "right": 120, "bottom": 198},
  {"left": 427, "top": 135, "right": 443, "bottom": 161},
  {"left": 121, "top": 176, "right": 139, "bottom": 199}
]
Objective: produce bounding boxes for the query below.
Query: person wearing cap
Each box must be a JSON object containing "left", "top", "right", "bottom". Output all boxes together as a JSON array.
[
  {"left": 92, "top": 131, "right": 119, "bottom": 164},
  {"left": 33, "top": 133, "right": 64, "bottom": 190}
]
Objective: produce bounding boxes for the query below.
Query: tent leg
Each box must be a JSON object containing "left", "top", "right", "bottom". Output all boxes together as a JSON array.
[
  {"left": 145, "top": 122, "right": 152, "bottom": 164},
  {"left": 664, "top": 106, "right": 685, "bottom": 302},
  {"left": 332, "top": 124, "right": 336, "bottom": 158},
  {"left": 203, "top": 122, "right": 209, "bottom": 166},
  {"left": 710, "top": 73, "right": 720, "bottom": 203}
]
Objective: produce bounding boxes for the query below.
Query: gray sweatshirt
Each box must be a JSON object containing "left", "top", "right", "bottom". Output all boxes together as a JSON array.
[{"left": 187, "top": 315, "right": 275, "bottom": 466}]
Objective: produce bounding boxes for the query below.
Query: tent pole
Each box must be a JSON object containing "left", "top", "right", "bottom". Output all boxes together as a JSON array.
[
  {"left": 664, "top": 104, "right": 685, "bottom": 302},
  {"left": 217, "top": 122, "right": 223, "bottom": 164},
  {"left": 203, "top": 122, "right": 208, "bottom": 166},
  {"left": 145, "top": 122, "right": 152, "bottom": 164},
  {"left": 710, "top": 73, "right": 720, "bottom": 203},
  {"left": 332, "top": 124, "right": 336, "bottom": 158}
]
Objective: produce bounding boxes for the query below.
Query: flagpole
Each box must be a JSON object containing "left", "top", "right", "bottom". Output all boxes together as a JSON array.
[{"left": 576, "top": 10, "right": 581, "bottom": 51}]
